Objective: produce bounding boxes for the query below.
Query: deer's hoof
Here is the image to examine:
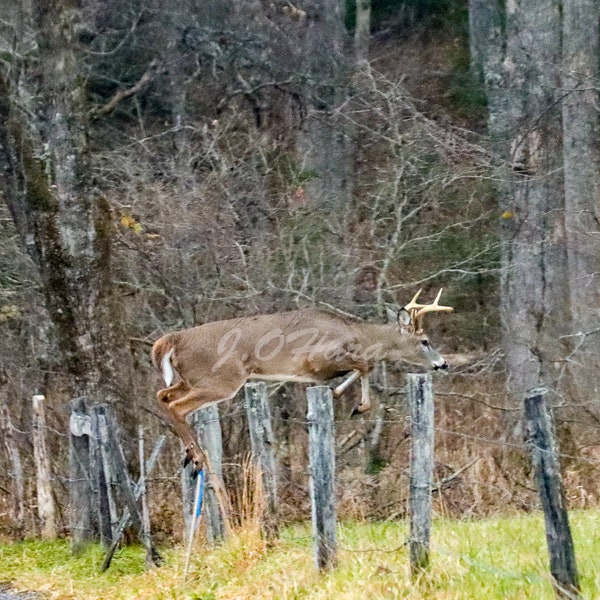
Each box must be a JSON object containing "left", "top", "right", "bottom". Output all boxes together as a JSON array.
[
  {"left": 182, "top": 447, "right": 204, "bottom": 472},
  {"left": 350, "top": 402, "right": 370, "bottom": 417}
]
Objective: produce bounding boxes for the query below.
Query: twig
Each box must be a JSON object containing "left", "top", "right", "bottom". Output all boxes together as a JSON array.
[{"left": 431, "top": 458, "right": 480, "bottom": 493}]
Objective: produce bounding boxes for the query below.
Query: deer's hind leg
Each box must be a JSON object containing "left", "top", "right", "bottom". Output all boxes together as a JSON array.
[
  {"left": 157, "top": 380, "right": 188, "bottom": 403},
  {"left": 157, "top": 377, "right": 244, "bottom": 469},
  {"left": 157, "top": 381, "right": 201, "bottom": 466}
]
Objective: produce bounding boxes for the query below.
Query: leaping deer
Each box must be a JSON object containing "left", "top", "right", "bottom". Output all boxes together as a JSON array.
[{"left": 151, "top": 289, "right": 453, "bottom": 469}]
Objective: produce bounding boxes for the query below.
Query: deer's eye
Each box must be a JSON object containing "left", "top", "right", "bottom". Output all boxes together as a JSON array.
[{"left": 421, "top": 340, "right": 430, "bottom": 347}]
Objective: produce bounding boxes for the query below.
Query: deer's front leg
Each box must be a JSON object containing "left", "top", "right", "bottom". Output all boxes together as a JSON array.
[
  {"left": 333, "top": 370, "right": 361, "bottom": 398},
  {"left": 328, "top": 356, "right": 371, "bottom": 416},
  {"left": 357, "top": 375, "right": 371, "bottom": 413},
  {"left": 333, "top": 374, "right": 371, "bottom": 416},
  {"left": 175, "top": 420, "right": 207, "bottom": 471}
]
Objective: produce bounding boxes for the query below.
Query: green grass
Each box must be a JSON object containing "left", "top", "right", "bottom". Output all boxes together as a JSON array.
[{"left": 1, "top": 512, "right": 599, "bottom": 599}]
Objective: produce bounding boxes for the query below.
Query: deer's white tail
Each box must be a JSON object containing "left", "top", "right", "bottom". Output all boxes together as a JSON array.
[
  {"left": 151, "top": 337, "right": 176, "bottom": 386},
  {"left": 161, "top": 348, "right": 175, "bottom": 386}
]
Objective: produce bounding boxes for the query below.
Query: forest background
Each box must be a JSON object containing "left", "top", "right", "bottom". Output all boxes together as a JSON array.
[{"left": 0, "top": 0, "right": 599, "bottom": 541}]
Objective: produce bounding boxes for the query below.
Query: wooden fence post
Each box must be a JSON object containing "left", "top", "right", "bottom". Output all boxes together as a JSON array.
[
  {"left": 524, "top": 389, "right": 580, "bottom": 599},
  {"left": 32, "top": 394, "right": 57, "bottom": 540},
  {"left": 99, "top": 404, "right": 162, "bottom": 568},
  {"left": 138, "top": 426, "right": 153, "bottom": 568},
  {"left": 102, "top": 433, "right": 165, "bottom": 571},
  {"left": 69, "top": 396, "right": 94, "bottom": 554},
  {"left": 307, "top": 386, "right": 337, "bottom": 571},
  {"left": 194, "top": 405, "right": 226, "bottom": 544},
  {"left": 70, "top": 400, "right": 162, "bottom": 567},
  {"left": 407, "top": 373, "right": 434, "bottom": 575},
  {"left": 89, "top": 404, "right": 118, "bottom": 549},
  {"left": 245, "top": 382, "right": 279, "bottom": 539}
]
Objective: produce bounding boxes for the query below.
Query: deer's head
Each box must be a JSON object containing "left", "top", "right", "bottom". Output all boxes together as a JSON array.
[{"left": 387, "top": 289, "right": 453, "bottom": 370}]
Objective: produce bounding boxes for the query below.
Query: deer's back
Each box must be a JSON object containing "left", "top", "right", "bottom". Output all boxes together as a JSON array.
[{"left": 171, "top": 308, "right": 358, "bottom": 381}]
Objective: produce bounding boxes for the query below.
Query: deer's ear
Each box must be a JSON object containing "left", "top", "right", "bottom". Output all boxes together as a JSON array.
[
  {"left": 386, "top": 305, "right": 399, "bottom": 323},
  {"left": 397, "top": 308, "right": 411, "bottom": 328}
]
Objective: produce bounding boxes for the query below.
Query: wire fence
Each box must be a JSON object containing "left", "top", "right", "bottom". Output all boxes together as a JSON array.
[{"left": 0, "top": 376, "right": 598, "bottom": 539}]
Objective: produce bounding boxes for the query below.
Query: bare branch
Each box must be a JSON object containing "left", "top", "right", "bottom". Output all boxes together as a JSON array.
[{"left": 90, "top": 59, "right": 162, "bottom": 118}]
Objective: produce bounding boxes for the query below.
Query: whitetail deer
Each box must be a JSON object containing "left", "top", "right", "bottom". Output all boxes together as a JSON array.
[{"left": 152, "top": 289, "right": 453, "bottom": 469}]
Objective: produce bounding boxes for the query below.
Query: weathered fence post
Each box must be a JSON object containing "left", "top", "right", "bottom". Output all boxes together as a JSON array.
[
  {"left": 0, "top": 401, "right": 25, "bottom": 536},
  {"left": 408, "top": 373, "right": 434, "bottom": 575},
  {"left": 194, "top": 405, "right": 226, "bottom": 543},
  {"left": 307, "top": 386, "right": 337, "bottom": 571},
  {"left": 99, "top": 404, "right": 162, "bottom": 568},
  {"left": 69, "top": 396, "right": 94, "bottom": 554},
  {"left": 183, "top": 405, "right": 227, "bottom": 545},
  {"left": 102, "top": 433, "right": 165, "bottom": 571},
  {"left": 138, "top": 426, "right": 153, "bottom": 568},
  {"left": 89, "top": 404, "right": 118, "bottom": 549},
  {"left": 70, "top": 399, "right": 162, "bottom": 567},
  {"left": 32, "top": 394, "right": 57, "bottom": 540},
  {"left": 524, "top": 389, "right": 580, "bottom": 599},
  {"left": 245, "top": 382, "right": 279, "bottom": 539}
]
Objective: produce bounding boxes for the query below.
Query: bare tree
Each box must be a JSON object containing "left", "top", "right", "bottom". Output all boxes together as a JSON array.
[
  {"left": 473, "top": 0, "right": 568, "bottom": 404},
  {"left": 296, "top": 0, "right": 353, "bottom": 210},
  {"left": 0, "top": 1, "right": 127, "bottom": 407},
  {"left": 354, "top": 0, "right": 371, "bottom": 64},
  {"left": 561, "top": 0, "right": 600, "bottom": 407}
]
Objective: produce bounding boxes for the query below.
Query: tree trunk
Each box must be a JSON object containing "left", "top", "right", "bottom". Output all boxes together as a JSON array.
[
  {"left": 0, "top": 1, "right": 126, "bottom": 407},
  {"left": 354, "top": 0, "right": 371, "bottom": 65},
  {"left": 297, "top": 0, "right": 353, "bottom": 210},
  {"left": 476, "top": 0, "right": 568, "bottom": 405},
  {"left": 468, "top": 0, "right": 504, "bottom": 85},
  {"left": 561, "top": 0, "right": 600, "bottom": 406},
  {"left": 0, "top": 402, "right": 25, "bottom": 536}
]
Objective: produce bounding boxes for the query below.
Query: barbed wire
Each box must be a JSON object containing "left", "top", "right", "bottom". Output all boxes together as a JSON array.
[{"left": 1, "top": 407, "right": 599, "bottom": 470}]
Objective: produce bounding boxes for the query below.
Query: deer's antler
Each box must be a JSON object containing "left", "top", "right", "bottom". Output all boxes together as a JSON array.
[
  {"left": 403, "top": 289, "right": 427, "bottom": 314},
  {"left": 410, "top": 289, "right": 454, "bottom": 333}
]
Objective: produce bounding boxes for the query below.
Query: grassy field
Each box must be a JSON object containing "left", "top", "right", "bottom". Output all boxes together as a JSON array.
[{"left": 0, "top": 511, "right": 599, "bottom": 599}]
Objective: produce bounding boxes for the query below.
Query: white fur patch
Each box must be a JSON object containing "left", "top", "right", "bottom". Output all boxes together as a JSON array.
[{"left": 161, "top": 348, "right": 175, "bottom": 386}]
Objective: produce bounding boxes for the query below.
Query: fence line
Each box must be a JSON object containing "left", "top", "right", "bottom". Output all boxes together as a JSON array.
[
  {"left": 69, "top": 398, "right": 162, "bottom": 568},
  {"left": 0, "top": 375, "right": 590, "bottom": 590}
]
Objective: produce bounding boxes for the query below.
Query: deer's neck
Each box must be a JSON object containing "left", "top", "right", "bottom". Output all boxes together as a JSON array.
[{"left": 353, "top": 322, "right": 400, "bottom": 357}]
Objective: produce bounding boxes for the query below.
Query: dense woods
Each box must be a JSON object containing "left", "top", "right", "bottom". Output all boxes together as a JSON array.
[{"left": 0, "top": 0, "right": 599, "bottom": 540}]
